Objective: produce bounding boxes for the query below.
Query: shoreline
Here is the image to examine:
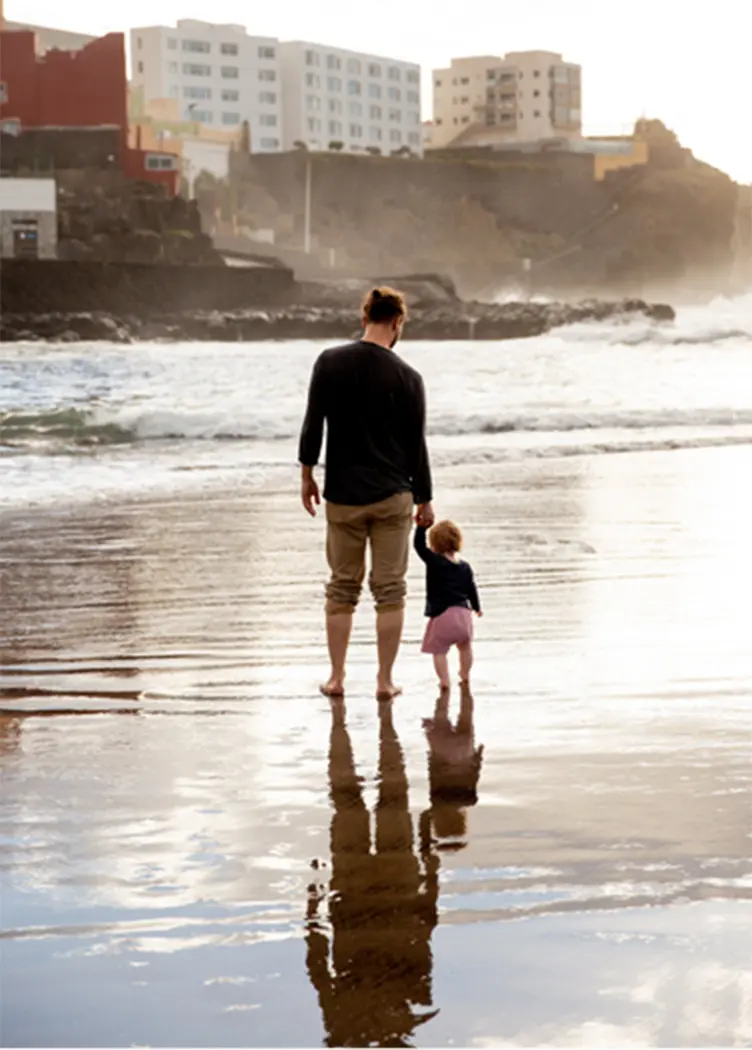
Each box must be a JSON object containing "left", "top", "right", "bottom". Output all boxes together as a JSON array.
[{"left": 0, "top": 297, "right": 675, "bottom": 344}]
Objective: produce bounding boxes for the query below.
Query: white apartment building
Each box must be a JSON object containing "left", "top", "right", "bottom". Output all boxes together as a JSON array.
[
  {"left": 431, "top": 51, "right": 582, "bottom": 150},
  {"left": 278, "top": 41, "right": 423, "bottom": 155},
  {"left": 130, "top": 21, "right": 283, "bottom": 152}
]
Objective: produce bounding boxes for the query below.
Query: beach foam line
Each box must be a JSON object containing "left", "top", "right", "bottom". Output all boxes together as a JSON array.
[{"left": 5, "top": 404, "right": 752, "bottom": 450}]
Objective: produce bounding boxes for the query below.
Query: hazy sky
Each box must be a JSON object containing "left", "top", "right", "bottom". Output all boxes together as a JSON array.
[{"left": 8, "top": 0, "right": 752, "bottom": 181}]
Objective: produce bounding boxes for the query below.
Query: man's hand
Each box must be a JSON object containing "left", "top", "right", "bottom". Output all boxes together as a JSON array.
[
  {"left": 415, "top": 502, "right": 435, "bottom": 528},
  {"left": 301, "top": 467, "right": 321, "bottom": 517}
]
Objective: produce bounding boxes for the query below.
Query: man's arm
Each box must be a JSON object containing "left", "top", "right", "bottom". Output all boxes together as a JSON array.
[
  {"left": 299, "top": 356, "right": 326, "bottom": 516},
  {"left": 410, "top": 375, "right": 434, "bottom": 525}
]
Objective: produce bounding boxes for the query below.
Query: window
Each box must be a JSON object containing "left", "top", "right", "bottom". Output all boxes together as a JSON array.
[
  {"left": 388, "top": 108, "right": 400, "bottom": 122},
  {"left": 259, "top": 69, "right": 277, "bottom": 81},
  {"left": 168, "top": 61, "right": 178, "bottom": 73},
  {"left": 434, "top": 79, "right": 442, "bottom": 88},
  {"left": 534, "top": 69, "right": 540, "bottom": 77},
  {"left": 388, "top": 66, "right": 401, "bottom": 81},
  {"left": 368, "top": 83, "right": 381, "bottom": 98},
  {"left": 167, "top": 38, "right": 177, "bottom": 49},
  {"left": 328, "top": 76, "right": 342, "bottom": 92},
  {"left": 409, "top": 111, "right": 420, "bottom": 125},
  {"left": 184, "top": 85, "right": 211, "bottom": 99},
  {"left": 329, "top": 119, "right": 342, "bottom": 135},
  {"left": 327, "top": 54, "right": 341, "bottom": 70},
  {"left": 169, "top": 85, "right": 179, "bottom": 98},
  {"left": 460, "top": 77, "right": 469, "bottom": 85},
  {"left": 189, "top": 110, "right": 213, "bottom": 122},
  {"left": 145, "top": 153, "right": 177, "bottom": 170},
  {"left": 222, "top": 112, "right": 240, "bottom": 125},
  {"left": 349, "top": 122, "right": 362, "bottom": 137},
  {"left": 307, "top": 117, "right": 322, "bottom": 132},
  {"left": 347, "top": 80, "right": 361, "bottom": 95},
  {"left": 221, "top": 42, "right": 238, "bottom": 55},
  {"left": 460, "top": 96, "right": 469, "bottom": 104},
  {"left": 500, "top": 72, "right": 515, "bottom": 82},
  {"left": 329, "top": 98, "right": 343, "bottom": 114},
  {"left": 306, "top": 73, "right": 321, "bottom": 88},
  {"left": 407, "top": 90, "right": 419, "bottom": 105},
  {"left": 435, "top": 117, "right": 443, "bottom": 125},
  {"left": 137, "top": 36, "right": 143, "bottom": 49},
  {"left": 461, "top": 116, "right": 469, "bottom": 124},
  {"left": 307, "top": 94, "right": 321, "bottom": 110},
  {"left": 533, "top": 89, "right": 540, "bottom": 98},
  {"left": 222, "top": 89, "right": 239, "bottom": 101},
  {"left": 368, "top": 62, "right": 381, "bottom": 77},
  {"left": 349, "top": 101, "right": 363, "bottom": 117},
  {"left": 389, "top": 128, "right": 402, "bottom": 143},
  {"left": 258, "top": 45, "right": 275, "bottom": 59},
  {"left": 183, "top": 63, "right": 211, "bottom": 76},
  {"left": 369, "top": 104, "right": 382, "bottom": 119},
  {"left": 260, "top": 113, "right": 278, "bottom": 126},
  {"left": 369, "top": 126, "right": 382, "bottom": 140},
  {"left": 182, "top": 39, "right": 210, "bottom": 52},
  {"left": 347, "top": 58, "right": 361, "bottom": 74},
  {"left": 408, "top": 130, "right": 421, "bottom": 145},
  {"left": 221, "top": 66, "right": 239, "bottom": 78},
  {"left": 259, "top": 90, "right": 276, "bottom": 103},
  {"left": 388, "top": 86, "right": 401, "bottom": 101},
  {"left": 260, "top": 137, "right": 279, "bottom": 148},
  {"left": 501, "top": 112, "right": 514, "bottom": 123},
  {"left": 305, "top": 49, "right": 319, "bottom": 66},
  {"left": 406, "top": 69, "right": 419, "bottom": 84},
  {"left": 486, "top": 69, "right": 496, "bottom": 81},
  {"left": 534, "top": 109, "right": 541, "bottom": 117},
  {"left": 137, "top": 61, "right": 144, "bottom": 73}
]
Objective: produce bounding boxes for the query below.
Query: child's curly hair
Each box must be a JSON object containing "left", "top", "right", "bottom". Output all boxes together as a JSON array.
[{"left": 429, "top": 520, "right": 463, "bottom": 555}]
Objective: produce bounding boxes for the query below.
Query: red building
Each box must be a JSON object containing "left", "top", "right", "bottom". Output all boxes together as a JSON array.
[{"left": 0, "top": 29, "right": 178, "bottom": 194}]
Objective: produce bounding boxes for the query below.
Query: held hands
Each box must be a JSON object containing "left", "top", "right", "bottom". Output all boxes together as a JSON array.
[
  {"left": 415, "top": 501, "right": 435, "bottom": 528},
  {"left": 301, "top": 470, "right": 321, "bottom": 517}
]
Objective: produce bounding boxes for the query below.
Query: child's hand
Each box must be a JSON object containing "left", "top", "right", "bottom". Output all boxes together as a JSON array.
[{"left": 476, "top": 610, "right": 483, "bottom": 618}]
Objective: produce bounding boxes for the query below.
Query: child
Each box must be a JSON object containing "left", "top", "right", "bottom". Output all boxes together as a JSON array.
[{"left": 414, "top": 520, "right": 481, "bottom": 689}]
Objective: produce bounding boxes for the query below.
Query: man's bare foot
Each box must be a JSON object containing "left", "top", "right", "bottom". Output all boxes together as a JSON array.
[
  {"left": 320, "top": 678, "right": 345, "bottom": 697},
  {"left": 376, "top": 682, "right": 402, "bottom": 700}
]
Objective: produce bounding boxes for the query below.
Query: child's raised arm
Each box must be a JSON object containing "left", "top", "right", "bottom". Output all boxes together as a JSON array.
[{"left": 413, "top": 525, "right": 440, "bottom": 565}]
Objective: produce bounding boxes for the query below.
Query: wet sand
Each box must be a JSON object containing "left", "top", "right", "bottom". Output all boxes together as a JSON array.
[{"left": 1, "top": 447, "right": 751, "bottom": 1048}]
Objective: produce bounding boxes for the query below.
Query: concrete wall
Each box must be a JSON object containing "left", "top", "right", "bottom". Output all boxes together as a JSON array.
[{"left": 1, "top": 258, "right": 296, "bottom": 314}]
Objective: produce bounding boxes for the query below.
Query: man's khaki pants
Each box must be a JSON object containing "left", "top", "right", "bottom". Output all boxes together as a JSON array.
[{"left": 325, "top": 492, "right": 413, "bottom": 614}]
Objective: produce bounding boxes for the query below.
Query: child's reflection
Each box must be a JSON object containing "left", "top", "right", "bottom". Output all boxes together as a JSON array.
[{"left": 420, "top": 684, "right": 484, "bottom": 852}]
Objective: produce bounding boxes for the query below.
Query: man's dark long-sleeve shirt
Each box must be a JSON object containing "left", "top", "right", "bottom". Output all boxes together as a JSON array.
[
  {"left": 414, "top": 526, "right": 481, "bottom": 618},
  {"left": 298, "top": 339, "right": 433, "bottom": 506}
]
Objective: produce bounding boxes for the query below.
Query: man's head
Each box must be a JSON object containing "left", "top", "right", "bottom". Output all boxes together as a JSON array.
[{"left": 362, "top": 286, "right": 407, "bottom": 348}]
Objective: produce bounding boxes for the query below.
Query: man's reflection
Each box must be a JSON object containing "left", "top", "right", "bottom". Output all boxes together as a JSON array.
[
  {"left": 420, "top": 685, "right": 484, "bottom": 853},
  {"left": 305, "top": 700, "right": 439, "bottom": 1047}
]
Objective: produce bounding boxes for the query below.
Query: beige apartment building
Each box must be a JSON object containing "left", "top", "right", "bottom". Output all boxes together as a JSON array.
[{"left": 431, "top": 51, "right": 581, "bottom": 149}]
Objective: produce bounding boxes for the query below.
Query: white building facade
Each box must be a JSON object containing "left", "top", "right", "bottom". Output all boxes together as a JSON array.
[
  {"left": 130, "top": 20, "right": 283, "bottom": 152},
  {"left": 278, "top": 41, "right": 422, "bottom": 155}
]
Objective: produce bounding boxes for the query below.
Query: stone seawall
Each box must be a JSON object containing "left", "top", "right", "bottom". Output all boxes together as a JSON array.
[{"left": 1, "top": 259, "right": 296, "bottom": 315}]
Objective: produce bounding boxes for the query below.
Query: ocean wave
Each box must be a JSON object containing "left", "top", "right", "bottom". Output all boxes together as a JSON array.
[{"left": 4, "top": 404, "right": 752, "bottom": 448}]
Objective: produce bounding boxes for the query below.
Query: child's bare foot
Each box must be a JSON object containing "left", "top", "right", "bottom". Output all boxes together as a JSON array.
[
  {"left": 320, "top": 677, "right": 345, "bottom": 697},
  {"left": 438, "top": 680, "right": 450, "bottom": 692}
]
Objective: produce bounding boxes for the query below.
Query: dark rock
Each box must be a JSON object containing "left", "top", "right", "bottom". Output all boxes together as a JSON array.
[{"left": 1, "top": 298, "right": 675, "bottom": 344}]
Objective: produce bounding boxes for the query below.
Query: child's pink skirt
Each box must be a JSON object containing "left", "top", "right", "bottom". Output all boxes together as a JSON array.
[{"left": 421, "top": 606, "right": 473, "bottom": 655}]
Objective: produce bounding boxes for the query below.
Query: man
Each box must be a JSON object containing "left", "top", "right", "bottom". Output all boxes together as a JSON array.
[{"left": 298, "top": 286, "right": 434, "bottom": 699}]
